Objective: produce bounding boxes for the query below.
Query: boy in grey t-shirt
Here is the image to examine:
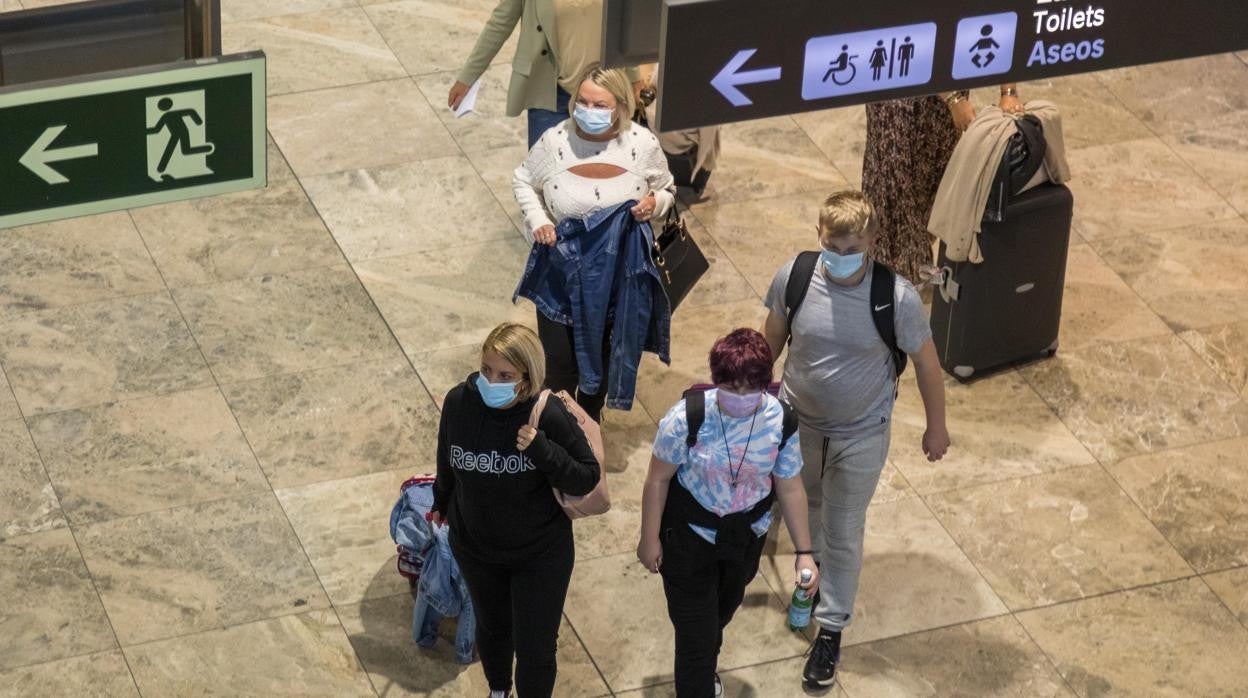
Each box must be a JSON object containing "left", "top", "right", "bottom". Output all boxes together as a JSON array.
[{"left": 761, "top": 191, "right": 949, "bottom": 688}]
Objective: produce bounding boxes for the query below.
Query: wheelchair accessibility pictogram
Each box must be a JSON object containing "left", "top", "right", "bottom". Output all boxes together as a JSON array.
[{"left": 822, "top": 45, "right": 858, "bottom": 85}]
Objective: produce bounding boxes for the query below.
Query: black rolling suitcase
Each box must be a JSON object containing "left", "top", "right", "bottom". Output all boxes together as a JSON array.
[{"left": 930, "top": 181, "right": 1074, "bottom": 381}]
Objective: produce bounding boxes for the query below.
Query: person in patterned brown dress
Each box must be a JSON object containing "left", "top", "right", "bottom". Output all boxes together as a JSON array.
[{"left": 861, "top": 84, "right": 1023, "bottom": 283}]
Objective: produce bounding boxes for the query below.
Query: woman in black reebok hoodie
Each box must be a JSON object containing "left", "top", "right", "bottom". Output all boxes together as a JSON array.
[{"left": 431, "top": 322, "right": 599, "bottom": 698}]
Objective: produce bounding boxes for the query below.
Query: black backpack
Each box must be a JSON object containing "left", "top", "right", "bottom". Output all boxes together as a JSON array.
[
  {"left": 784, "top": 252, "right": 907, "bottom": 380},
  {"left": 682, "top": 387, "right": 799, "bottom": 452},
  {"left": 984, "top": 114, "right": 1048, "bottom": 223}
]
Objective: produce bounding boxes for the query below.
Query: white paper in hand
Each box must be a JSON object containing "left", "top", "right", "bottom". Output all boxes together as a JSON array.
[{"left": 452, "top": 80, "right": 482, "bottom": 118}]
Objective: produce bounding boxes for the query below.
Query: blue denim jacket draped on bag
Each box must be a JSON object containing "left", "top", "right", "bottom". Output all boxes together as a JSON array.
[
  {"left": 414, "top": 524, "right": 476, "bottom": 664},
  {"left": 390, "top": 479, "right": 476, "bottom": 664},
  {"left": 514, "top": 200, "right": 671, "bottom": 410},
  {"left": 390, "top": 481, "right": 436, "bottom": 577}
]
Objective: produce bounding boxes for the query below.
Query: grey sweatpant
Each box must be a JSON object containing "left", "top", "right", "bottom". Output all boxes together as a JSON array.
[{"left": 800, "top": 425, "right": 891, "bottom": 632}]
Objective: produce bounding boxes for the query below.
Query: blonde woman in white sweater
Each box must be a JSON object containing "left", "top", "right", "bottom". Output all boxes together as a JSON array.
[{"left": 513, "top": 66, "right": 676, "bottom": 421}]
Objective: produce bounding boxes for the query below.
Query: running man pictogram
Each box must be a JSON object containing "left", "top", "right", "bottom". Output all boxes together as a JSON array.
[{"left": 145, "top": 91, "right": 215, "bottom": 182}]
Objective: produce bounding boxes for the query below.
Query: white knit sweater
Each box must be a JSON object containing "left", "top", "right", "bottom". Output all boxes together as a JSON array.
[{"left": 513, "top": 120, "right": 677, "bottom": 242}]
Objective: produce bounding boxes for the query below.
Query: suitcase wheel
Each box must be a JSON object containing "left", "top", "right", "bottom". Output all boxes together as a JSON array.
[{"left": 953, "top": 365, "right": 975, "bottom": 379}]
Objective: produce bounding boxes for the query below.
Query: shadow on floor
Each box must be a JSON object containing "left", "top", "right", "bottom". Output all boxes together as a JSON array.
[{"left": 346, "top": 559, "right": 475, "bottom": 696}]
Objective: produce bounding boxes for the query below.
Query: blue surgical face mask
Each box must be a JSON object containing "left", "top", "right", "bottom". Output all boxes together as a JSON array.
[
  {"left": 476, "top": 373, "right": 518, "bottom": 409},
  {"left": 573, "top": 104, "right": 614, "bottom": 135},
  {"left": 718, "top": 390, "right": 763, "bottom": 418},
  {"left": 820, "top": 248, "right": 865, "bottom": 279}
]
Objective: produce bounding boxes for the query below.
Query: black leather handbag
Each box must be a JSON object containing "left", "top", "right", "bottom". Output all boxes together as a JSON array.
[{"left": 652, "top": 209, "right": 709, "bottom": 312}]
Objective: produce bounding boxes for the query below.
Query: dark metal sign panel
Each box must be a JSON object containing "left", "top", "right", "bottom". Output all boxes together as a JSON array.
[
  {"left": 0, "top": 0, "right": 222, "bottom": 87},
  {"left": 602, "top": 0, "right": 663, "bottom": 68},
  {"left": 656, "top": 0, "right": 1248, "bottom": 130},
  {"left": 0, "top": 52, "right": 265, "bottom": 229}
]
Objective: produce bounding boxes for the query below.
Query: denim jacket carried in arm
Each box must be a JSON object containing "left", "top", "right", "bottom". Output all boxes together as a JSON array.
[{"left": 514, "top": 200, "right": 671, "bottom": 410}]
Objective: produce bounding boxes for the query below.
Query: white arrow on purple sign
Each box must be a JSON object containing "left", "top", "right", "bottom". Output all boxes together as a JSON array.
[{"left": 711, "top": 49, "right": 783, "bottom": 107}]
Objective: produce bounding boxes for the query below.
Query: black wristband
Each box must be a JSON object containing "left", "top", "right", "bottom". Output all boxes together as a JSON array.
[{"left": 794, "top": 549, "right": 815, "bottom": 555}]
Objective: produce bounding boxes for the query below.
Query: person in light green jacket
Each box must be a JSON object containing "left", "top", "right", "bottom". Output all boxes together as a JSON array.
[{"left": 447, "top": 0, "right": 640, "bottom": 149}]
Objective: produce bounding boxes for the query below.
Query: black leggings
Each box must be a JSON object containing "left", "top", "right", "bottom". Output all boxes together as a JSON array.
[
  {"left": 455, "top": 534, "right": 575, "bottom": 697},
  {"left": 536, "top": 312, "right": 610, "bottom": 422},
  {"left": 660, "top": 524, "right": 766, "bottom": 697}
]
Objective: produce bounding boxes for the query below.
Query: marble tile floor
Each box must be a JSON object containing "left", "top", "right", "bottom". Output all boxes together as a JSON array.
[{"left": 3, "top": 1, "right": 1248, "bottom": 694}]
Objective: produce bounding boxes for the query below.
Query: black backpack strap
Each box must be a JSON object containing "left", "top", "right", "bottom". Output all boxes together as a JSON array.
[
  {"left": 870, "top": 263, "right": 908, "bottom": 380},
  {"left": 689, "top": 388, "right": 798, "bottom": 454},
  {"left": 778, "top": 400, "right": 799, "bottom": 453},
  {"left": 784, "top": 251, "right": 820, "bottom": 345},
  {"left": 684, "top": 388, "right": 705, "bottom": 450}
]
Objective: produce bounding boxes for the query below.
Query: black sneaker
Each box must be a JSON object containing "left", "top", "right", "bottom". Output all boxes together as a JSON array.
[{"left": 802, "top": 628, "right": 841, "bottom": 687}]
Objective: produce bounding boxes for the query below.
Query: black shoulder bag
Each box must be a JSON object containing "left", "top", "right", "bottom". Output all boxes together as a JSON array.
[{"left": 652, "top": 208, "right": 709, "bottom": 312}]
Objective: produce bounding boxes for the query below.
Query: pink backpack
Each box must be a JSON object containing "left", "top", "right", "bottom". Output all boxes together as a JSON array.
[{"left": 528, "top": 389, "right": 610, "bottom": 519}]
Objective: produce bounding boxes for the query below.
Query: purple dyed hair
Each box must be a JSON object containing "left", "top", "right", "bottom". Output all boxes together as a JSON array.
[{"left": 709, "top": 328, "right": 774, "bottom": 390}]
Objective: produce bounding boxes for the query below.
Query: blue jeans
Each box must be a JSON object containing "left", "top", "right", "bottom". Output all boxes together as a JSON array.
[{"left": 526, "top": 87, "right": 571, "bottom": 149}]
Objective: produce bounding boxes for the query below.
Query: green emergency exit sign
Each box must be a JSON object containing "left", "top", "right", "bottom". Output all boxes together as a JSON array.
[{"left": 0, "top": 52, "right": 266, "bottom": 229}]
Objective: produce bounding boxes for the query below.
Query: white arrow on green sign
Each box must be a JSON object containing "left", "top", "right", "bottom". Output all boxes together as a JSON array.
[
  {"left": 0, "top": 51, "right": 267, "bottom": 230},
  {"left": 19, "top": 125, "right": 100, "bottom": 185}
]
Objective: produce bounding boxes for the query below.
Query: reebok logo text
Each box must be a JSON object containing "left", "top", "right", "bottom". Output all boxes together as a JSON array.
[{"left": 450, "top": 445, "right": 536, "bottom": 475}]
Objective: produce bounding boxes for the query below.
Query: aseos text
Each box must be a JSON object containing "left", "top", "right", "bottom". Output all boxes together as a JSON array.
[{"left": 1028, "top": 3, "right": 1106, "bottom": 66}]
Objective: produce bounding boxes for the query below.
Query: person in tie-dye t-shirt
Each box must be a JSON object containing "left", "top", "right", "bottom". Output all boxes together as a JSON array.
[{"left": 637, "top": 328, "right": 818, "bottom": 697}]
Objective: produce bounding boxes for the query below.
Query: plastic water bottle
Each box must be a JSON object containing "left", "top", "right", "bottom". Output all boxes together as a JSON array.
[{"left": 788, "top": 568, "right": 814, "bottom": 632}]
